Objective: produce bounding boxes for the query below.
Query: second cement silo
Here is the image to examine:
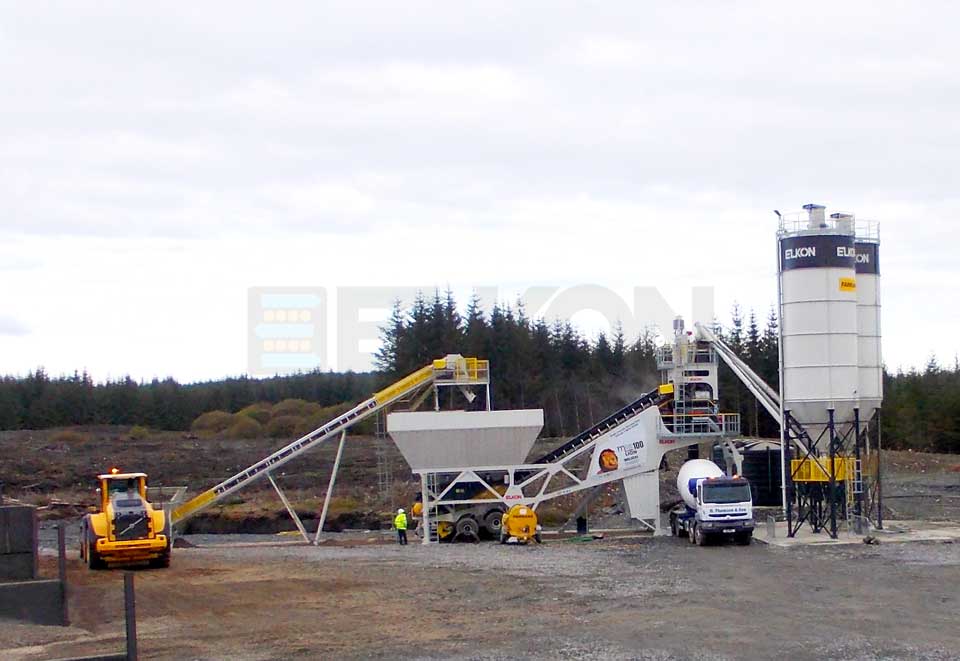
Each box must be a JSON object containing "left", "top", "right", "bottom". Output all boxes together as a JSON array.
[{"left": 851, "top": 218, "right": 883, "bottom": 418}]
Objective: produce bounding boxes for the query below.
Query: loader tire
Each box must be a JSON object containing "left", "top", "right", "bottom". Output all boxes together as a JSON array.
[
  {"left": 151, "top": 543, "right": 172, "bottom": 568},
  {"left": 86, "top": 541, "right": 106, "bottom": 570},
  {"left": 152, "top": 551, "right": 171, "bottom": 568}
]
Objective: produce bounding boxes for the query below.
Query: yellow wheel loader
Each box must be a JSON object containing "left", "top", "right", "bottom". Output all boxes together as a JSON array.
[{"left": 79, "top": 469, "right": 171, "bottom": 569}]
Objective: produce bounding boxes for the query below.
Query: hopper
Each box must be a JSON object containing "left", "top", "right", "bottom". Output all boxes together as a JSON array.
[{"left": 387, "top": 409, "right": 544, "bottom": 471}]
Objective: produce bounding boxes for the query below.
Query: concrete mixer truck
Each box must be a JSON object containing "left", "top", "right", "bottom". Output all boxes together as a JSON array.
[{"left": 669, "top": 459, "right": 754, "bottom": 546}]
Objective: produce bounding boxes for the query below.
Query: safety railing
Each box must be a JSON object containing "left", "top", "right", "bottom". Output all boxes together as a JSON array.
[
  {"left": 433, "top": 357, "right": 490, "bottom": 384},
  {"left": 855, "top": 220, "right": 880, "bottom": 241},
  {"left": 778, "top": 213, "right": 853, "bottom": 235},
  {"left": 661, "top": 412, "right": 740, "bottom": 436},
  {"left": 656, "top": 346, "right": 674, "bottom": 368}
]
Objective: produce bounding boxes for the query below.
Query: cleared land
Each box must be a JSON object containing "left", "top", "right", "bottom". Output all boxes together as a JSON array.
[
  {"left": 3, "top": 533, "right": 959, "bottom": 660},
  {"left": 2, "top": 428, "right": 960, "bottom": 659}
]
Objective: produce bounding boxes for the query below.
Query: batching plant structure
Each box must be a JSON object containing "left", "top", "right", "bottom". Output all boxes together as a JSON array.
[{"left": 777, "top": 204, "right": 883, "bottom": 538}]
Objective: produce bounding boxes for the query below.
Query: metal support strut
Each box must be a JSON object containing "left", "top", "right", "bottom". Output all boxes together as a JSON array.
[
  {"left": 827, "top": 408, "right": 838, "bottom": 539},
  {"left": 268, "top": 472, "right": 309, "bottom": 543},
  {"left": 314, "top": 430, "right": 348, "bottom": 544}
]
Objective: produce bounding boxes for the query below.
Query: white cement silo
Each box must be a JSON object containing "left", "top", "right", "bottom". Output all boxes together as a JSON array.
[
  {"left": 852, "top": 224, "right": 883, "bottom": 418},
  {"left": 778, "top": 204, "right": 860, "bottom": 435}
]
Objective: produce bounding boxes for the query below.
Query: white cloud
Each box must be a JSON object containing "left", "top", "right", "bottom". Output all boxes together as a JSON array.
[
  {"left": 0, "top": 315, "right": 29, "bottom": 337},
  {"left": 0, "top": 1, "right": 957, "bottom": 378}
]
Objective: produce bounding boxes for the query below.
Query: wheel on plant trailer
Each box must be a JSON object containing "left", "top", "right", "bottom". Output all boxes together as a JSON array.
[
  {"left": 455, "top": 516, "right": 480, "bottom": 542},
  {"left": 483, "top": 510, "right": 504, "bottom": 537},
  {"left": 694, "top": 524, "right": 708, "bottom": 547}
]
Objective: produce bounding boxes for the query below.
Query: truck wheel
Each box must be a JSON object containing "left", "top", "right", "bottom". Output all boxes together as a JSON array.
[
  {"left": 735, "top": 532, "right": 752, "bottom": 546},
  {"left": 534, "top": 532, "right": 542, "bottom": 544},
  {"left": 484, "top": 510, "right": 504, "bottom": 536},
  {"left": 455, "top": 516, "right": 479, "bottom": 542},
  {"left": 695, "top": 524, "right": 708, "bottom": 547}
]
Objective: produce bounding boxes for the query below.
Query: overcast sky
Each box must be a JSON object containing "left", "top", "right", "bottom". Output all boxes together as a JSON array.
[{"left": 1, "top": 2, "right": 958, "bottom": 382}]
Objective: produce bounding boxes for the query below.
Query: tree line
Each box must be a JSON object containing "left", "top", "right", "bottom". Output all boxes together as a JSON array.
[
  {"left": 0, "top": 369, "right": 378, "bottom": 432},
  {"left": 375, "top": 292, "right": 785, "bottom": 438},
  {"left": 1, "top": 290, "right": 958, "bottom": 453}
]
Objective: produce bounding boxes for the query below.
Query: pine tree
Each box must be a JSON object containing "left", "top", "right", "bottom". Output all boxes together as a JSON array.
[
  {"left": 463, "top": 292, "right": 489, "bottom": 359},
  {"left": 594, "top": 332, "right": 614, "bottom": 377},
  {"left": 374, "top": 300, "right": 406, "bottom": 375},
  {"left": 611, "top": 322, "right": 626, "bottom": 378},
  {"left": 745, "top": 311, "right": 761, "bottom": 364},
  {"left": 728, "top": 304, "right": 744, "bottom": 354}
]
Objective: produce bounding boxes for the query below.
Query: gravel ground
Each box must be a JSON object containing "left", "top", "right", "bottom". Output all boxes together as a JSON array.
[
  {"left": 10, "top": 533, "right": 959, "bottom": 661},
  {"left": 11, "top": 449, "right": 960, "bottom": 660}
]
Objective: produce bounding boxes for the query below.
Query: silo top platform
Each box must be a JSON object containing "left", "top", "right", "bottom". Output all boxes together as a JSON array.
[{"left": 387, "top": 409, "right": 544, "bottom": 471}]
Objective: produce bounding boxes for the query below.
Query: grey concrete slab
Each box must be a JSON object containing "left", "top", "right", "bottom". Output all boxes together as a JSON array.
[
  {"left": 754, "top": 518, "right": 960, "bottom": 547},
  {"left": 0, "top": 505, "right": 38, "bottom": 554},
  {"left": 0, "top": 579, "right": 65, "bottom": 625},
  {"left": 0, "top": 552, "right": 36, "bottom": 580}
]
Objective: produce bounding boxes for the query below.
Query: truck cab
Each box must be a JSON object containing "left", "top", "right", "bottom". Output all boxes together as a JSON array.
[{"left": 671, "top": 474, "right": 754, "bottom": 546}]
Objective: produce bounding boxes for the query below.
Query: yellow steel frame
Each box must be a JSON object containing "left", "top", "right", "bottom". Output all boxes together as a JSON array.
[{"left": 790, "top": 456, "right": 854, "bottom": 482}]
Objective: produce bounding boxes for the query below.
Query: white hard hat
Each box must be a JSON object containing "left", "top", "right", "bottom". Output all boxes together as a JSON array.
[{"left": 398, "top": 508, "right": 404, "bottom": 513}]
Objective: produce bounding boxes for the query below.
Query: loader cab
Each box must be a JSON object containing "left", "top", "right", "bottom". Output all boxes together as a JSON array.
[{"left": 98, "top": 472, "right": 148, "bottom": 511}]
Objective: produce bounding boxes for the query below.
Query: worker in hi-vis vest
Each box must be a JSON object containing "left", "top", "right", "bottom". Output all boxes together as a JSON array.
[{"left": 394, "top": 508, "right": 408, "bottom": 545}]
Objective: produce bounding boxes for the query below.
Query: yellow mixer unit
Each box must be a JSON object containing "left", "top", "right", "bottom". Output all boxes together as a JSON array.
[{"left": 499, "top": 504, "right": 541, "bottom": 544}]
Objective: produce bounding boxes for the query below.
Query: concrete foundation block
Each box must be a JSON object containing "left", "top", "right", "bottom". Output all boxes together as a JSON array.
[
  {"left": 0, "top": 552, "right": 37, "bottom": 581},
  {"left": 0, "top": 579, "right": 65, "bottom": 625},
  {"left": 0, "top": 505, "right": 38, "bottom": 554}
]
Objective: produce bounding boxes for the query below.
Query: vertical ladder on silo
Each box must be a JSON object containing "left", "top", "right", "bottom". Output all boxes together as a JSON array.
[{"left": 849, "top": 458, "right": 863, "bottom": 516}]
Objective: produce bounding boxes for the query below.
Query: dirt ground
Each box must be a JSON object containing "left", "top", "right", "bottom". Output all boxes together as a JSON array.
[
  {"left": 3, "top": 428, "right": 960, "bottom": 659},
  {"left": 4, "top": 533, "right": 960, "bottom": 660},
  {"left": 3, "top": 427, "right": 959, "bottom": 528}
]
